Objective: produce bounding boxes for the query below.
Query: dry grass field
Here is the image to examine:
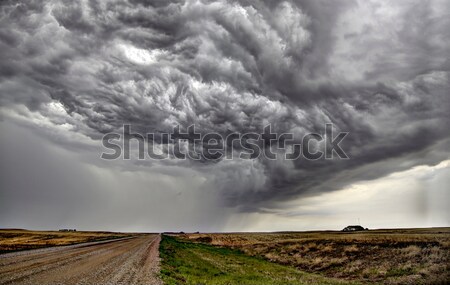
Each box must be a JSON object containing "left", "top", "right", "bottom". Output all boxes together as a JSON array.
[
  {"left": 159, "top": 235, "right": 354, "bottom": 285},
  {"left": 181, "top": 228, "right": 450, "bottom": 284},
  {"left": 0, "top": 229, "right": 133, "bottom": 253}
]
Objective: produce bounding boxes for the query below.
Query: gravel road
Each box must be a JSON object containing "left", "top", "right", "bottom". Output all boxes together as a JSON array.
[{"left": 0, "top": 234, "right": 162, "bottom": 285}]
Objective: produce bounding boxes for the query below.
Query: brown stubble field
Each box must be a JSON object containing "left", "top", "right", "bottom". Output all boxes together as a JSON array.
[
  {"left": 181, "top": 228, "right": 450, "bottom": 284},
  {"left": 0, "top": 229, "right": 133, "bottom": 253}
]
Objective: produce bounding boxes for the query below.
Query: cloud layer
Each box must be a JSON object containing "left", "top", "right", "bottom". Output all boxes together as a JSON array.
[{"left": 1, "top": 0, "right": 449, "bottom": 228}]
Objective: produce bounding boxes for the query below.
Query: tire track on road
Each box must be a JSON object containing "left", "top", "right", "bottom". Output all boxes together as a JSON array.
[{"left": 0, "top": 235, "right": 162, "bottom": 285}]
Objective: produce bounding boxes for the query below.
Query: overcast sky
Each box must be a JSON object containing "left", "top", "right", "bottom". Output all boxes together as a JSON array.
[{"left": 0, "top": 0, "right": 449, "bottom": 232}]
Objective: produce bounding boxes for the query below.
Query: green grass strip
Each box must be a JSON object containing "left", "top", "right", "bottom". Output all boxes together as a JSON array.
[{"left": 159, "top": 235, "right": 358, "bottom": 285}]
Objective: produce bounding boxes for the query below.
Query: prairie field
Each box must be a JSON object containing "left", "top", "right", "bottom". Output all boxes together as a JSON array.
[
  {"left": 179, "top": 228, "right": 450, "bottom": 284},
  {"left": 0, "top": 229, "right": 132, "bottom": 253},
  {"left": 1, "top": 228, "right": 448, "bottom": 284},
  {"left": 159, "top": 235, "right": 354, "bottom": 285}
]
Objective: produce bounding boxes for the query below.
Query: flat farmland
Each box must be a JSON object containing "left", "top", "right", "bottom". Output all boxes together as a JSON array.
[
  {"left": 1, "top": 228, "right": 448, "bottom": 284},
  {"left": 0, "top": 229, "right": 132, "bottom": 253},
  {"left": 159, "top": 235, "right": 354, "bottom": 285},
  {"left": 181, "top": 228, "right": 450, "bottom": 284}
]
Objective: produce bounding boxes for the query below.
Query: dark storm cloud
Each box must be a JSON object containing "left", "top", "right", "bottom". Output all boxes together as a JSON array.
[{"left": 1, "top": 0, "right": 449, "bottom": 213}]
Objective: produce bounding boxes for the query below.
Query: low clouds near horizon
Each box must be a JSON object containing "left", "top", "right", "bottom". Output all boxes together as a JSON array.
[{"left": 1, "top": 0, "right": 449, "bottom": 231}]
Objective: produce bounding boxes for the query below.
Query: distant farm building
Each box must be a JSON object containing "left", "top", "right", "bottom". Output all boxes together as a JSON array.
[
  {"left": 342, "top": 225, "right": 367, "bottom": 232},
  {"left": 59, "top": 229, "right": 77, "bottom": 232}
]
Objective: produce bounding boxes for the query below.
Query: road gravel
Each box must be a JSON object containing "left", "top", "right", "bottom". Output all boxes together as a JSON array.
[{"left": 0, "top": 234, "right": 162, "bottom": 285}]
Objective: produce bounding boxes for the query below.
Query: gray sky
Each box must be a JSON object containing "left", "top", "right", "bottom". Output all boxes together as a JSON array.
[{"left": 0, "top": 0, "right": 449, "bottom": 232}]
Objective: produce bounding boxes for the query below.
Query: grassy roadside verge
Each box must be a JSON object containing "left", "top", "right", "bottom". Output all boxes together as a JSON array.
[
  {"left": 159, "top": 234, "right": 357, "bottom": 285},
  {"left": 181, "top": 230, "right": 450, "bottom": 284},
  {"left": 0, "top": 229, "right": 133, "bottom": 254}
]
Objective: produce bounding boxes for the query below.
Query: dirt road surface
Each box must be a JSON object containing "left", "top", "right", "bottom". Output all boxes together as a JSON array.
[{"left": 0, "top": 234, "right": 162, "bottom": 285}]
